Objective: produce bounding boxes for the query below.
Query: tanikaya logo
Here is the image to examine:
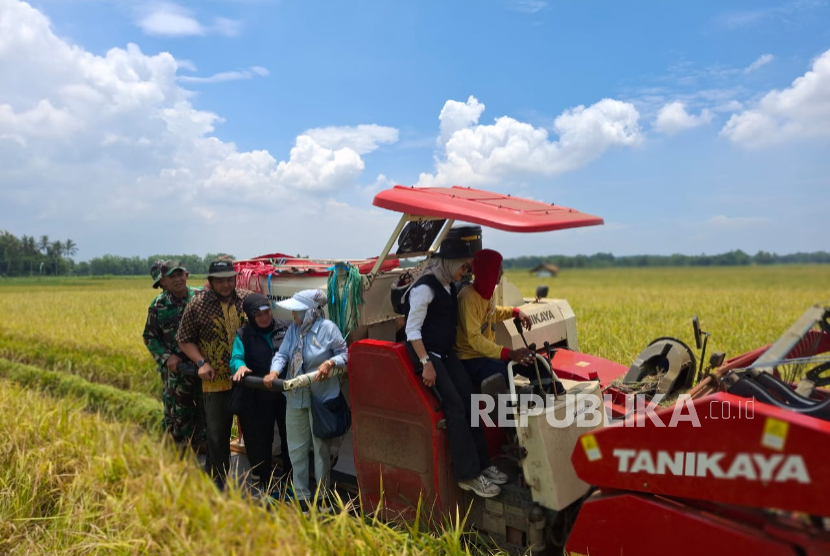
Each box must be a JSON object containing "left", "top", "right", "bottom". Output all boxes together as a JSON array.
[
  {"left": 613, "top": 449, "right": 810, "bottom": 484},
  {"left": 530, "top": 310, "right": 556, "bottom": 324}
]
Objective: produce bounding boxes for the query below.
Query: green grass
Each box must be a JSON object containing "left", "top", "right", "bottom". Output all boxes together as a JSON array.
[
  {"left": 0, "top": 277, "right": 163, "bottom": 396},
  {"left": 0, "top": 358, "right": 162, "bottom": 430},
  {"left": 505, "top": 265, "right": 829, "bottom": 366},
  {"left": 0, "top": 266, "right": 827, "bottom": 554},
  {"left": 0, "top": 379, "right": 489, "bottom": 556}
]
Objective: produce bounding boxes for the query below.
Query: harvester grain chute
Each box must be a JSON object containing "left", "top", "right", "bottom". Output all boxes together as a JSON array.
[{"left": 221, "top": 185, "right": 829, "bottom": 555}]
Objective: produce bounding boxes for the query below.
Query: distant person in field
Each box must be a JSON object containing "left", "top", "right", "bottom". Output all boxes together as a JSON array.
[
  {"left": 142, "top": 259, "right": 206, "bottom": 454},
  {"left": 230, "top": 293, "right": 293, "bottom": 493},
  {"left": 455, "top": 249, "right": 534, "bottom": 387},
  {"left": 177, "top": 257, "right": 253, "bottom": 489},
  {"left": 263, "top": 289, "right": 348, "bottom": 512}
]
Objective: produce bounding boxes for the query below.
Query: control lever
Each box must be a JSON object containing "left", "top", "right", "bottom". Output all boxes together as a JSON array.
[
  {"left": 543, "top": 341, "right": 556, "bottom": 361},
  {"left": 542, "top": 341, "right": 566, "bottom": 396},
  {"left": 528, "top": 342, "right": 548, "bottom": 395},
  {"left": 514, "top": 317, "right": 545, "bottom": 394},
  {"left": 513, "top": 317, "right": 531, "bottom": 349}
]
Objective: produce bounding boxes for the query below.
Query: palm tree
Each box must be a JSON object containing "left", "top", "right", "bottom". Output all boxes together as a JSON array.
[
  {"left": 64, "top": 238, "right": 78, "bottom": 259},
  {"left": 50, "top": 240, "right": 64, "bottom": 275},
  {"left": 38, "top": 235, "right": 50, "bottom": 254},
  {"left": 21, "top": 235, "right": 36, "bottom": 255}
]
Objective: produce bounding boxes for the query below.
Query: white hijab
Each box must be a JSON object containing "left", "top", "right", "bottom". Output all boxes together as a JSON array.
[{"left": 418, "top": 256, "right": 469, "bottom": 287}]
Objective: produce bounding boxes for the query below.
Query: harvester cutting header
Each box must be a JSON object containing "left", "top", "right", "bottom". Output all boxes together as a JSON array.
[{"left": 228, "top": 185, "right": 829, "bottom": 555}]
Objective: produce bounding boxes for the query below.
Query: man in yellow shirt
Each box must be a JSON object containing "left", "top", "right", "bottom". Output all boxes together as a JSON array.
[{"left": 455, "top": 249, "right": 535, "bottom": 387}]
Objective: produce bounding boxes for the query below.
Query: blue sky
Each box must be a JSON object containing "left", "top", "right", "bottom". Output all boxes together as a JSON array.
[{"left": 1, "top": 0, "right": 829, "bottom": 261}]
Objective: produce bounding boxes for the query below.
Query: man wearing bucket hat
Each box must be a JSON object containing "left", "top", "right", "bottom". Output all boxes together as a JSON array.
[
  {"left": 263, "top": 289, "right": 348, "bottom": 511},
  {"left": 177, "top": 256, "right": 253, "bottom": 488},
  {"left": 143, "top": 259, "right": 205, "bottom": 453}
]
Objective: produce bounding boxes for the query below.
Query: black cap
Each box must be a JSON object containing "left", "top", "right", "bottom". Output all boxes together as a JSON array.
[{"left": 207, "top": 257, "right": 236, "bottom": 278}]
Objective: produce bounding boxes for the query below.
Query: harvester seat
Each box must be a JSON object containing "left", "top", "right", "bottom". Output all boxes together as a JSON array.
[{"left": 348, "top": 340, "right": 461, "bottom": 518}]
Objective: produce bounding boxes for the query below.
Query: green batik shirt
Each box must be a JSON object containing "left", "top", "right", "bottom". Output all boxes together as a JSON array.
[{"left": 143, "top": 286, "right": 201, "bottom": 370}]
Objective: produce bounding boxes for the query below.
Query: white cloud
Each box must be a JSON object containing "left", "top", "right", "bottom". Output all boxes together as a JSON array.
[
  {"left": 654, "top": 101, "right": 714, "bottom": 135},
  {"left": 178, "top": 66, "right": 269, "bottom": 84},
  {"left": 721, "top": 48, "right": 830, "bottom": 147},
  {"left": 438, "top": 95, "right": 485, "bottom": 146},
  {"left": 211, "top": 16, "right": 242, "bottom": 37},
  {"left": 0, "top": 0, "right": 396, "bottom": 257},
  {"left": 744, "top": 53, "right": 774, "bottom": 74},
  {"left": 706, "top": 215, "right": 769, "bottom": 229},
  {"left": 176, "top": 59, "right": 198, "bottom": 72},
  {"left": 304, "top": 124, "right": 399, "bottom": 155},
  {"left": 713, "top": 1, "right": 822, "bottom": 29},
  {"left": 359, "top": 173, "right": 396, "bottom": 198},
  {"left": 418, "top": 96, "right": 641, "bottom": 187},
  {"left": 510, "top": 0, "right": 548, "bottom": 14},
  {"left": 136, "top": 3, "right": 241, "bottom": 37},
  {"left": 714, "top": 100, "right": 743, "bottom": 112}
]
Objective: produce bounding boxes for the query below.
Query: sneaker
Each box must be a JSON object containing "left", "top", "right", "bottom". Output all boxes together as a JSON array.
[
  {"left": 317, "top": 500, "right": 335, "bottom": 515},
  {"left": 481, "top": 465, "right": 508, "bottom": 485},
  {"left": 458, "top": 475, "right": 501, "bottom": 498}
]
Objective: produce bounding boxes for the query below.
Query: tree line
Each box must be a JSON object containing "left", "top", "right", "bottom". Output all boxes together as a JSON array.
[
  {"left": 0, "top": 231, "right": 78, "bottom": 276},
  {"left": 0, "top": 231, "right": 232, "bottom": 277},
  {"left": 2, "top": 231, "right": 829, "bottom": 277},
  {"left": 502, "top": 250, "right": 830, "bottom": 269}
]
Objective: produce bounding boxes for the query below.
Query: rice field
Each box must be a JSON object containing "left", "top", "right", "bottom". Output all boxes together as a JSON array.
[{"left": 0, "top": 265, "right": 827, "bottom": 555}]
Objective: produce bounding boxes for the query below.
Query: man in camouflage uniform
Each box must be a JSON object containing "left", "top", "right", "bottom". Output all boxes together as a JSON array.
[
  {"left": 177, "top": 256, "right": 253, "bottom": 487},
  {"left": 142, "top": 259, "right": 206, "bottom": 453}
]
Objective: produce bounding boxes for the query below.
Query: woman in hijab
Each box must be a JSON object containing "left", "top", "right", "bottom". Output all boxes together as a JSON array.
[
  {"left": 455, "top": 249, "right": 534, "bottom": 387},
  {"left": 229, "top": 293, "right": 292, "bottom": 493},
  {"left": 405, "top": 253, "right": 509, "bottom": 499},
  {"left": 263, "top": 289, "right": 347, "bottom": 511}
]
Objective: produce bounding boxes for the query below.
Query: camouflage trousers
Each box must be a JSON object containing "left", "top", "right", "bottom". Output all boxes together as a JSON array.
[{"left": 159, "top": 366, "right": 207, "bottom": 453}]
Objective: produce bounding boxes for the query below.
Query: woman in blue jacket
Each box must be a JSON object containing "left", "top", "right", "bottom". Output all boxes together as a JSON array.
[{"left": 263, "top": 289, "right": 348, "bottom": 511}]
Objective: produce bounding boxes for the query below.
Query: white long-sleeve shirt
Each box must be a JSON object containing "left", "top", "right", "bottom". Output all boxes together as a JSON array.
[{"left": 404, "top": 281, "right": 451, "bottom": 342}]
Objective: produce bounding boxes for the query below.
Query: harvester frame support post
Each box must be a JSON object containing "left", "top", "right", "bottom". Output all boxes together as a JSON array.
[
  {"left": 366, "top": 215, "right": 456, "bottom": 285},
  {"left": 367, "top": 213, "right": 409, "bottom": 282}
]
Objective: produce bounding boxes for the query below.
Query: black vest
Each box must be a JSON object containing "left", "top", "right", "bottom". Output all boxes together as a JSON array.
[
  {"left": 238, "top": 321, "right": 289, "bottom": 377},
  {"left": 238, "top": 327, "right": 274, "bottom": 377},
  {"left": 239, "top": 323, "right": 289, "bottom": 400},
  {"left": 410, "top": 274, "right": 458, "bottom": 357}
]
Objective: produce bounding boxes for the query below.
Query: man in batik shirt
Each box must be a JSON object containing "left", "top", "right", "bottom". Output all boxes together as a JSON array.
[{"left": 177, "top": 256, "right": 252, "bottom": 487}]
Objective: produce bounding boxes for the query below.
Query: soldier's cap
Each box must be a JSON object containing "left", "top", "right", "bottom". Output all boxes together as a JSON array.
[
  {"left": 150, "top": 260, "right": 164, "bottom": 289},
  {"left": 160, "top": 259, "right": 187, "bottom": 278},
  {"left": 207, "top": 257, "right": 237, "bottom": 278}
]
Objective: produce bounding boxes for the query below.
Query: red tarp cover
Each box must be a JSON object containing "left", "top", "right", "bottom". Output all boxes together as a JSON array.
[
  {"left": 373, "top": 186, "right": 603, "bottom": 233},
  {"left": 233, "top": 252, "right": 399, "bottom": 278}
]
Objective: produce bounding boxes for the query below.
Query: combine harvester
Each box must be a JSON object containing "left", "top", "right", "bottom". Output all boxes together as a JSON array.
[{"left": 229, "top": 186, "right": 830, "bottom": 555}]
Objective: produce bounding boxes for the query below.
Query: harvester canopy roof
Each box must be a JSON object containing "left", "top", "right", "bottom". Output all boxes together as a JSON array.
[{"left": 373, "top": 186, "right": 604, "bottom": 233}]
